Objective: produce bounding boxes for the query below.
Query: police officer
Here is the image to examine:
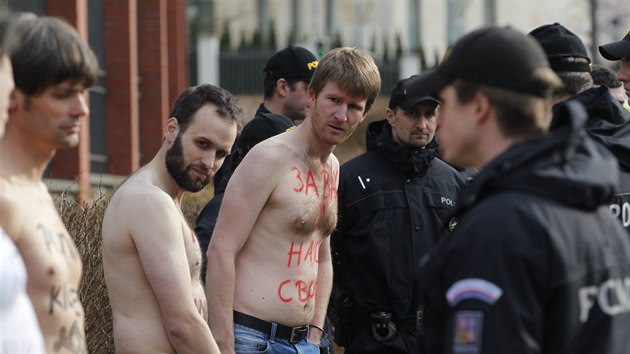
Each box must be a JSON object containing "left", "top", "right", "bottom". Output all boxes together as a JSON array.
[
  {"left": 529, "top": 23, "right": 630, "bottom": 235},
  {"left": 599, "top": 28, "right": 630, "bottom": 100},
  {"left": 599, "top": 29, "right": 630, "bottom": 232},
  {"left": 414, "top": 26, "right": 630, "bottom": 354},
  {"left": 331, "top": 76, "right": 466, "bottom": 354}
]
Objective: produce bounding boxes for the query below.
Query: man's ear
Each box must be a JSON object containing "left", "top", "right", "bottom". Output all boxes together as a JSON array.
[
  {"left": 472, "top": 92, "right": 491, "bottom": 125},
  {"left": 8, "top": 88, "right": 23, "bottom": 113},
  {"left": 308, "top": 87, "right": 317, "bottom": 104},
  {"left": 385, "top": 107, "right": 396, "bottom": 126},
  {"left": 275, "top": 78, "right": 289, "bottom": 97},
  {"left": 165, "top": 117, "right": 179, "bottom": 141}
]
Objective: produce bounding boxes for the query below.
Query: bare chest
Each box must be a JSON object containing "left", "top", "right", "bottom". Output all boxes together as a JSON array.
[
  {"left": 182, "top": 221, "right": 203, "bottom": 280},
  {"left": 274, "top": 164, "right": 339, "bottom": 237},
  {"left": 18, "top": 203, "right": 83, "bottom": 289}
]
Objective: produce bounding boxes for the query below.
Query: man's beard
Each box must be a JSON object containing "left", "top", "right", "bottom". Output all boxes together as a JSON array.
[{"left": 165, "top": 134, "right": 211, "bottom": 192}]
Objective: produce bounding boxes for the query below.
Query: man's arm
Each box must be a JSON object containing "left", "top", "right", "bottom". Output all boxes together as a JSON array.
[
  {"left": 194, "top": 194, "right": 224, "bottom": 283},
  {"left": 0, "top": 190, "right": 21, "bottom": 243},
  {"left": 129, "top": 192, "right": 219, "bottom": 354},
  {"left": 309, "top": 238, "right": 333, "bottom": 344},
  {"left": 206, "top": 146, "right": 280, "bottom": 353}
]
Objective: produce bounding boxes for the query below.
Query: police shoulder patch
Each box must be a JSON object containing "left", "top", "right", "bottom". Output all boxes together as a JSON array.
[
  {"left": 446, "top": 278, "right": 503, "bottom": 306},
  {"left": 453, "top": 310, "right": 483, "bottom": 354}
]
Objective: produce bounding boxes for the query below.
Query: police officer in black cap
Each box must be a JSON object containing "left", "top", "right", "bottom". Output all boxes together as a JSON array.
[
  {"left": 330, "top": 76, "right": 466, "bottom": 354},
  {"left": 529, "top": 23, "right": 630, "bottom": 235},
  {"left": 414, "top": 26, "right": 630, "bottom": 354},
  {"left": 195, "top": 45, "right": 318, "bottom": 282},
  {"left": 599, "top": 29, "right": 630, "bottom": 100}
]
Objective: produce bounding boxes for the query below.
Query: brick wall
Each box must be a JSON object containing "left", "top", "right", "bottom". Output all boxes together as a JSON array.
[
  {"left": 38, "top": 0, "right": 189, "bottom": 200},
  {"left": 46, "top": 0, "right": 92, "bottom": 202}
]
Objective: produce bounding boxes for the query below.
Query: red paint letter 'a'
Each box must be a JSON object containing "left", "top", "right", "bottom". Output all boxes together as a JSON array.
[{"left": 305, "top": 170, "right": 319, "bottom": 196}]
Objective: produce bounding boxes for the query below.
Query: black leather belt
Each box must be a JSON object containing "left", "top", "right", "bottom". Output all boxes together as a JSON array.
[{"left": 233, "top": 310, "right": 309, "bottom": 344}]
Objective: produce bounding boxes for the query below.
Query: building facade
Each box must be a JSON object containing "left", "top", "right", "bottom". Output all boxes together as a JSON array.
[{"left": 5, "top": 0, "right": 189, "bottom": 201}]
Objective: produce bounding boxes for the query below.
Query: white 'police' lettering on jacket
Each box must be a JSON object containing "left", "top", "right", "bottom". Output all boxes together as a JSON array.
[
  {"left": 578, "top": 277, "right": 630, "bottom": 322},
  {"left": 609, "top": 200, "right": 630, "bottom": 227},
  {"left": 441, "top": 196, "right": 455, "bottom": 207}
]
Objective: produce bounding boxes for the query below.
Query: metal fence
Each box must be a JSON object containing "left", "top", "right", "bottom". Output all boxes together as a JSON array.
[{"left": 215, "top": 49, "right": 400, "bottom": 96}]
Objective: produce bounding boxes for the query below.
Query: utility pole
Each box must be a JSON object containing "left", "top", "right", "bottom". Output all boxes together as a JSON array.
[
  {"left": 485, "top": 0, "right": 496, "bottom": 25},
  {"left": 590, "top": 0, "right": 599, "bottom": 65},
  {"left": 258, "top": 0, "right": 270, "bottom": 47},
  {"left": 408, "top": 0, "right": 419, "bottom": 52}
]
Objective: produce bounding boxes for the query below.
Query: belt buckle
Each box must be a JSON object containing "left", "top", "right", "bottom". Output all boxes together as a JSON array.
[{"left": 289, "top": 326, "right": 308, "bottom": 343}]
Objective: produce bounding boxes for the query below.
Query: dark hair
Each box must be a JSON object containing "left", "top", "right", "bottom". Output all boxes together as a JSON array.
[
  {"left": 7, "top": 13, "right": 99, "bottom": 96},
  {"left": 453, "top": 70, "right": 557, "bottom": 139},
  {"left": 552, "top": 57, "right": 593, "bottom": 96},
  {"left": 591, "top": 65, "right": 623, "bottom": 89},
  {"left": 169, "top": 84, "right": 243, "bottom": 133},
  {"left": 263, "top": 77, "right": 303, "bottom": 100}
]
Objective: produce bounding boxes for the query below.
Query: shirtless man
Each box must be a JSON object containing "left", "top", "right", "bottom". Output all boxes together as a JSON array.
[
  {"left": 102, "top": 84, "right": 240, "bottom": 353},
  {"left": 206, "top": 47, "right": 381, "bottom": 354},
  {"left": 0, "top": 15, "right": 46, "bottom": 353},
  {"left": 0, "top": 14, "right": 98, "bottom": 353}
]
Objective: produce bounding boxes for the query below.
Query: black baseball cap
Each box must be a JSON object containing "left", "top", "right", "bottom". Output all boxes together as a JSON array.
[
  {"left": 529, "top": 23, "right": 591, "bottom": 72},
  {"left": 388, "top": 75, "right": 440, "bottom": 110},
  {"left": 408, "top": 26, "right": 556, "bottom": 98},
  {"left": 599, "top": 29, "right": 630, "bottom": 61},
  {"left": 263, "top": 45, "right": 318, "bottom": 83},
  {"left": 236, "top": 113, "right": 294, "bottom": 155}
]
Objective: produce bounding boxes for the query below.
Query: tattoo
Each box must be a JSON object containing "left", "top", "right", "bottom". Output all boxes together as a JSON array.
[
  {"left": 38, "top": 224, "right": 78, "bottom": 260},
  {"left": 49, "top": 284, "right": 81, "bottom": 316},
  {"left": 194, "top": 298, "right": 208, "bottom": 321},
  {"left": 52, "top": 319, "right": 86, "bottom": 353}
]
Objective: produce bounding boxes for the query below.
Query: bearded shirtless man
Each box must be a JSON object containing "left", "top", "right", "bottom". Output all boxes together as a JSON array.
[
  {"left": 0, "top": 14, "right": 98, "bottom": 353},
  {"left": 102, "top": 84, "right": 240, "bottom": 354},
  {"left": 206, "top": 47, "right": 381, "bottom": 354}
]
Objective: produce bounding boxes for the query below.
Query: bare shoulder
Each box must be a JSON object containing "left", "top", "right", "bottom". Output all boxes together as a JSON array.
[
  {"left": 0, "top": 178, "right": 53, "bottom": 243},
  {"left": 108, "top": 172, "right": 174, "bottom": 212},
  {"left": 103, "top": 174, "right": 179, "bottom": 241},
  {"left": 246, "top": 136, "right": 294, "bottom": 164}
]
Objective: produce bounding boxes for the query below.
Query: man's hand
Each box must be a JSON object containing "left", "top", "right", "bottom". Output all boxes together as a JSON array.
[{"left": 308, "top": 324, "right": 324, "bottom": 345}]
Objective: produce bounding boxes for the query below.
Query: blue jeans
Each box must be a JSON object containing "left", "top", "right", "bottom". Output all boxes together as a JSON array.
[{"left": 234, "top": 323, "right": 330, "bottom": 354}]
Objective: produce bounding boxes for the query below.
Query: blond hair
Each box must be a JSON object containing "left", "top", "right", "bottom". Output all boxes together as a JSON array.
[{"left": 309, "top": 47, "right": 381, "bottom": 114}]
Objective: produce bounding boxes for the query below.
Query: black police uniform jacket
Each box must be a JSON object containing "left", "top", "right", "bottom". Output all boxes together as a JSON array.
[
  {"left": 331, "top": 120, "right": 466, "bottom": 334},
  {"left": 557, "top": 86, "right": 630, "bottom": 234},
  {"left": 421, "top": 101, "right": 630, "bottom": 354}
]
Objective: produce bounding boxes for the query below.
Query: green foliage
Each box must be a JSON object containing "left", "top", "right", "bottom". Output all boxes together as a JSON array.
[
  {"left": 433, "top": 50, "right": 442, "bottom": 68},
  {"left": 417, "top": 44, "right": 427, "bottom": 70},
  {"left": 238, "top": 29, "right": 251, "bottom": 50},
  {"left": 332, "top": 31, "right": 343, "bottom": 49},
  {"left": 287, "top": 29, "right": 297, "bottom": 46},
  {"left": 267, "top": 19, "right": 277, "bottom": 49},
  {"left": 219, "top": 21, "right": 231, "bottom": 51},
  {"left": 369, "top": 33, "right": 377, "bottom": 53},
  {"left": 395, "top": 33, "right": 403, "bottom": 59},
  {"left": 251, "top": 29, "right": 262, "bottom": 50}
]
